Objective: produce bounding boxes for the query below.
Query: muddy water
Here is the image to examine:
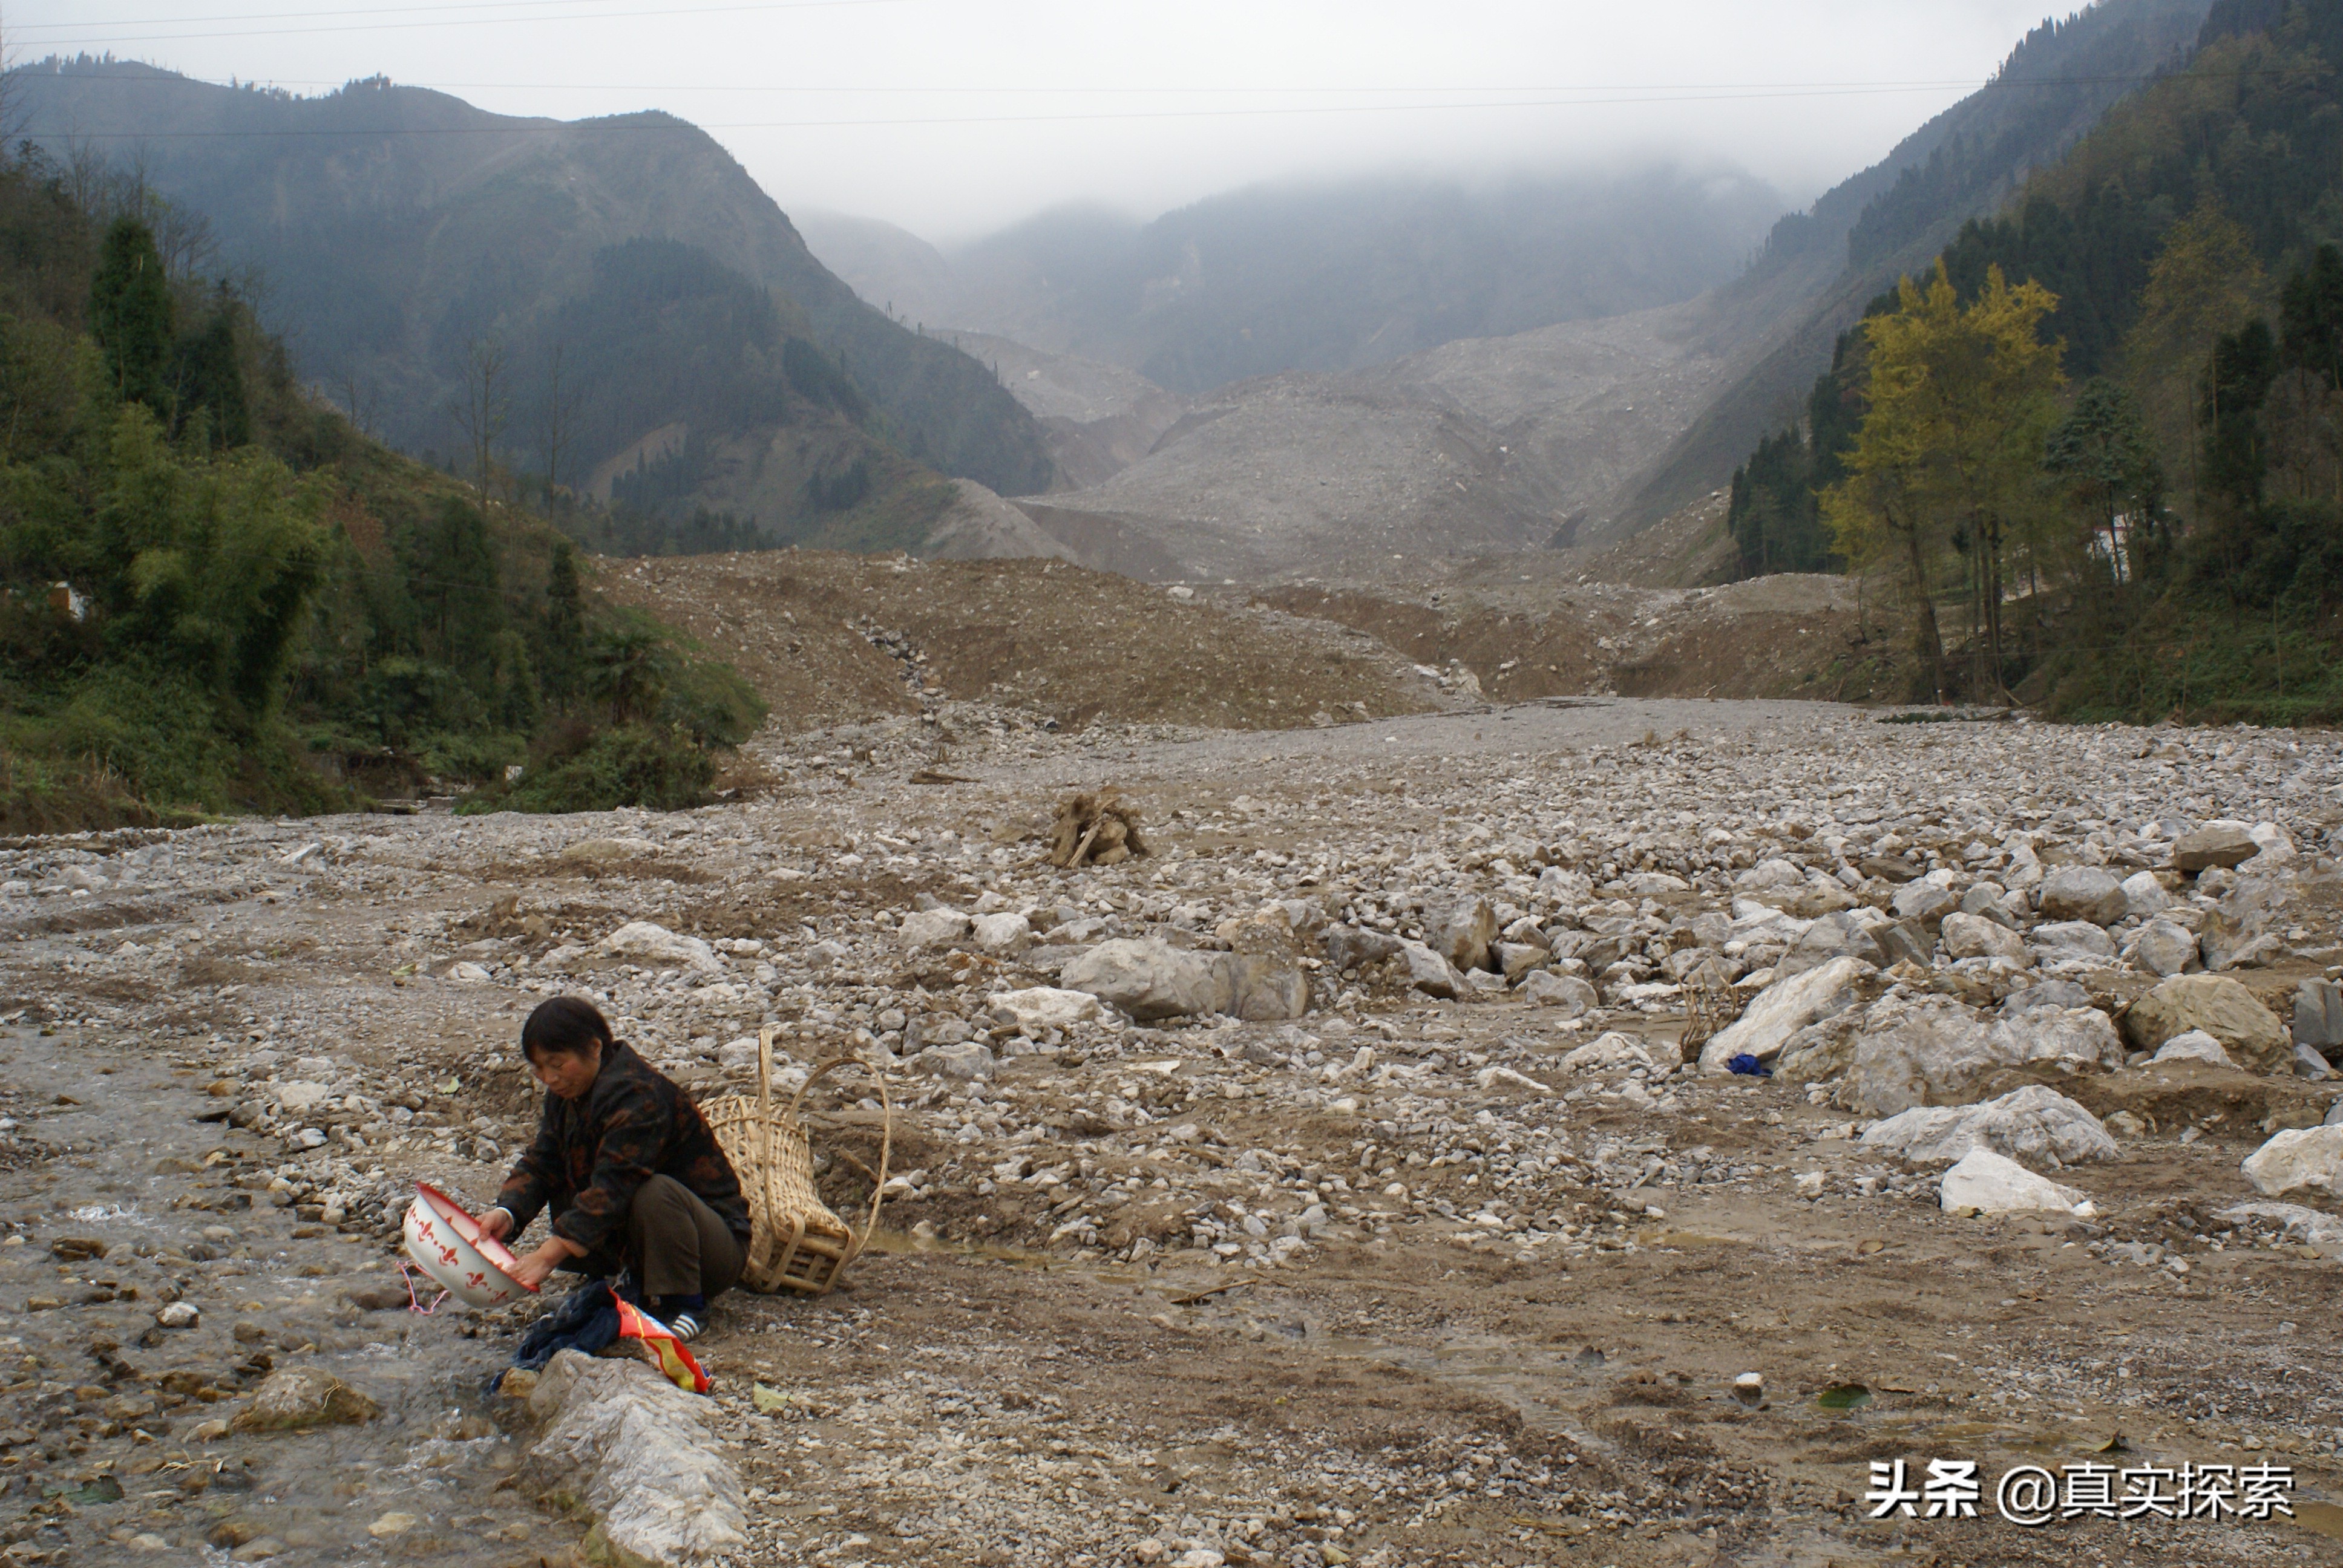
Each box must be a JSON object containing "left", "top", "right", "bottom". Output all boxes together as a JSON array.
[{"left": 0, "top": 1027, "right": 575, "bottom": 1565}]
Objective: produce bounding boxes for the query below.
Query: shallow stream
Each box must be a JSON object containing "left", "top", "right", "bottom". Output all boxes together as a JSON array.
[{"left": 0, "top": 1025, "right": 575, "bottom": 1565}]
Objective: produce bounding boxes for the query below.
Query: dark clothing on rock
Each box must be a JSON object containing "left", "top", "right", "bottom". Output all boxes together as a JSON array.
[
  {"left": 510, "top": 1277, "right": 629, "bottom": 1376},
  {"left": 496, "top": 1039, "right": 749, "bottom": 1273}
]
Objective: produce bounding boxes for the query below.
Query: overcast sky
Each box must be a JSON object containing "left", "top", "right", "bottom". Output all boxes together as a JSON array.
[{"left": 16, "top": 0, "right": 2071, "bottom": 240}]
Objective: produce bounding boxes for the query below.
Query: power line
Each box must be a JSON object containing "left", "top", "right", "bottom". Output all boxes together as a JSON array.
[
  {"left": 28, "top": 63, "right": 2309, "bottom": 97},
  {"left": 19, "top": 66, "right": 2055, "bottom": 94},
  {"left": 11, "top": 0, "right": 919, "bottom": 48},
  {"left": 21, "top": 82, "right": 2210, "bottom": 141},
  {"left": 16, "top": 0, "right": 678, "bottom": 30}
]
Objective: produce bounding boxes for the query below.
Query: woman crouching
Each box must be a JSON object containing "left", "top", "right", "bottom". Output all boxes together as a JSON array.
[{"left": 477, "top": 996, "right": 747, "bottom": 1341}]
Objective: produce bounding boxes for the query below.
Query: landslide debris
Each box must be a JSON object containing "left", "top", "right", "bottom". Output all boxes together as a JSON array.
[
  {"left": 596, "top": 549, "right": 1440, "bottom": 734},
  {"left": 9, "top": 699, "right": 2343, "bottom": 1565}
]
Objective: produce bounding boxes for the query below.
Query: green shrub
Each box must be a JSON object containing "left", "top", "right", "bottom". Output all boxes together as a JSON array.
[
  {"left": 460, "top": 722, "right": 716, "bottom": 814},
  {"left": 661, "top": 658, "right": 766, "bottom": 746}
]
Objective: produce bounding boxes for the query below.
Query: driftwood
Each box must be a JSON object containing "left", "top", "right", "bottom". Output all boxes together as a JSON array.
[{"left": 1047, "top": 789, "right": 1149, "bottom": 868}]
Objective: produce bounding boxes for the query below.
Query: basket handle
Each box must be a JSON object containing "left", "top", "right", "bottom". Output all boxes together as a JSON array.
[
  {"left": 786, "top": 1053, "right": 894, "bottom": 1267},
  {"left": 754, "top": 1027, "right": 784, "bottom": 1266}
]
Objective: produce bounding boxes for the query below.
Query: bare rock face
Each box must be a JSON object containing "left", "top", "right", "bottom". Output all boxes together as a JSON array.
[
  {"left": 2173, "top": 821, "right": 2260, "bottom": 874},
  {"left": 2121, "top": 974, "right": 2292, "bottom": 1074},
  {"left": 2037, "top": 866, "right": 2128, "bottom": 926},
  {"left": 229, "top": 1370, "right": 380, "bottom": 1434}
]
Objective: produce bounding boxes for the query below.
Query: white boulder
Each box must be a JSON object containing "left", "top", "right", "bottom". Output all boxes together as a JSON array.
[
  {"left": 988, "top": 987, "right": 1103, "bottom": 1033},
  {"left": 1861, "top": 1085, "right": 2119, "bottom": 1166},
  {"left": 1939, "top": 1148, "right": 2091, "bottom": 1215},
  {"left": 2037, "top": 866, "right": 2128, "bottom": 926},
  {"left": 2131, "top": 920, "right": 2200, "bottom": 977},
  {"left": 1561, "top": 1032, "right": 1654, "bottom": 1073},
  {"left": 2242, "top": 1126, "right": 2343, "bottom": 1198},
  {"left": 2119, "top": 871, "right": 2171, "bottom": 918},
  {"left": 1400, "top": 941, "right": 1467, "bottom": 1001},
  {"left": 1940, "top": 913, "right": 2032, "bottom": 965},
  {"left": 524, "top": 1350, "right": 748, "bottom": 1563},
  {"left": 2149, "top": 1030, "right": 2233, "bottom": 1068},
  {"left": 898, "top": 909, "right": 973, "bottom": 949},
  {"left": 970, "top": 912, "right": 1034, "bottom": 953},
  {"left": 1061, "top": 940, "right": 1224, "bottom": 1022},
  {"left": 1522, "top": 970, "right": 1598, "bottom": 1016},
  {"left": 1698, "top": 956, "right": 1874, "bottom": 1073},
  {"left": 2029, "top": 921, "right": 2115, "bottom": 962},
  {"left": 600, "top": 921, "right": 719, "bottom": 974},
  {"left": 1838, "top": 1002, "right": 2124, "bottom": 1117}
]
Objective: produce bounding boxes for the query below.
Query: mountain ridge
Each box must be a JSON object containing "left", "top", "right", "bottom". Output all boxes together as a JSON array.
[
  {"left": 14, "top": 59, "right": 1058, "bottom": 531},
  {"left": 799, "top": 163, "right": 1786, "bottom": 398}
]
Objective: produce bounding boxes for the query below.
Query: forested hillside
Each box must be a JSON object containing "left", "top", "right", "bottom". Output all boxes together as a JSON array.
[
  {"left": 0, "top": 148, "right": 764, "bottom": 831},
  {"left": 1726, "top": 0, "right": 2343, "bottom": 723},
  {"left": 1625, "top": 0, "right": 2213, "bottom": 531},
  {"left": 13, "top": 60, "right": 1057, "bottom": 543}
]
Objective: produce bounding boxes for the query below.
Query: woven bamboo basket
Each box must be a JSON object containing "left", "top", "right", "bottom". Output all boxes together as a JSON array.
[{"left": 703, "top": 1026, "right": 893, "bottom": 1296}]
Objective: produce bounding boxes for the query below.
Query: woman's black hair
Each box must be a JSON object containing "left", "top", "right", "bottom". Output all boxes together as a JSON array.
[{"left": 522, "top": 996, "right": 614, "bottom": 1060}]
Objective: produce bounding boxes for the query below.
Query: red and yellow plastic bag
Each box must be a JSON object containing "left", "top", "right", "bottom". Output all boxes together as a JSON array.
[{"left": 613, "top": 1295, "right": 711, "bottom": 1394}]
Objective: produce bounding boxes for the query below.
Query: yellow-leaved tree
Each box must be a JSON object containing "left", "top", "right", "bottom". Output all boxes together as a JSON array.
[{"left": 1822, "top": 261, "right": 2063, "bottom": 701}]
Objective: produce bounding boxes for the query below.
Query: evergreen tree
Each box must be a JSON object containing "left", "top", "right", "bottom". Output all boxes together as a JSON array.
[
  {"left": 2043, "top": 378, "right": 2162, "bottom": 586},
  {"left": 88, "top": 218, "right": 174, "bottom": 412},
  {"left": 2202, "top": 319, "right": 2280, "bottom": 512},
  {"left": 173, "top": 296, "right": 250, "bottom": 451},
  {"left": 2279, "top": 243, "right": 2343, "bottom": 393},
  {"left": 542, "top": 538, "right": 583, "bottom": 705}
]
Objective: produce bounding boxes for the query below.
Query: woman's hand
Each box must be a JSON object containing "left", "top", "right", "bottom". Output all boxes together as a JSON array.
[
  {"left": 476, "top": 1206, "right": 514, "bottom": 1243},
  {"left": 508, "top": 1235, "right": 585, "bottom": 1290}
]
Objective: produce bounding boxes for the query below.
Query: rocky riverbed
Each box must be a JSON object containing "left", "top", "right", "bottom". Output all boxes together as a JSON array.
[{"left": 5, "top": 695, "right": 2343, "bottom": 1567}]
